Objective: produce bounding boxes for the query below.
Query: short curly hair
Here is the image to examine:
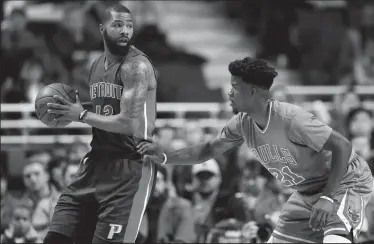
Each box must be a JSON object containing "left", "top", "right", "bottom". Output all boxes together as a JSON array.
[{"left": 228, "top": 57, "right": 278, "bottom": 90}]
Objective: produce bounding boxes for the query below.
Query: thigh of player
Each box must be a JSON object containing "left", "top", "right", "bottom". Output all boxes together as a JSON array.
[
  {"left": 48, "top": 157, "right": 98, "bottom": 243},
  {"left": 270, "top": 192, "right": 323, "bottom": 243},
  {"left": 323, "top": 182, "right": 373, "bottom": 241},
  {"left": 323, "top": 155, "right": 373, "bottom": 242},
  {"left": 92, "top": 159, "right": 156, "bottom": 244}
]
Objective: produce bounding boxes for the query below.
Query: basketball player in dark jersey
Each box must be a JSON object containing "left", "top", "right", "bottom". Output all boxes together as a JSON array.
[{"left": 45, "top": 4, "right": 157, "bottom": 244}]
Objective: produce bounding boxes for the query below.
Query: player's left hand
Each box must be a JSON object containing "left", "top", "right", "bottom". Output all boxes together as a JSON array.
[
  {"left": 137, "top": 141, "right": 165, "bottom": 164},
  {"left": 47, "top": 92, "right": 84, "bottom": 122},
  {"left": 309, "top": 197, "right": 334, "bottom": 231}
]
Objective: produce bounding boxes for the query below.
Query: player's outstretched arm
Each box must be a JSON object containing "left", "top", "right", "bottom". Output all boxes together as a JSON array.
[
  {"left": 138, "top": 114, "right": 244, "bottom": 165},
  {"left": 137, "top": 137, "right": 238, "bottom": 165},
  {"left": 82, "top": 59, "right": 151, "bottom": 135}
]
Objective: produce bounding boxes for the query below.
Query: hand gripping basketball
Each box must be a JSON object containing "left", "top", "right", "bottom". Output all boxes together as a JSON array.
[{"left": 47, "top": 92, "right": 84, "bottom": 122}]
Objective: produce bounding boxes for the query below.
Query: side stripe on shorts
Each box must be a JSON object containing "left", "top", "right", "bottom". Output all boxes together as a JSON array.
[
  {"left": 123, "top": 155, "right": 155, "bottom": 243},
  {"left": 123, "top": 101, "right": 156, "bottom": 243}
]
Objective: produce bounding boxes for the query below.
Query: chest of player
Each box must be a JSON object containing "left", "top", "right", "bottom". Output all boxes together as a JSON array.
[
  {"left": 249, "top": 129, "right": 299, "bottom": 165},
  {"left": 88, "top": 59, "right": 124, "bottom": 115},
  {"left": 242, "top": 118, "right": 309, "bottom": 187}
]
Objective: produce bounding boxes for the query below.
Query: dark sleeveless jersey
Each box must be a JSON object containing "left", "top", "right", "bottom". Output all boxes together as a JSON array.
[{"left": 87, "top": 46, "right": 157, "bottom": 160}]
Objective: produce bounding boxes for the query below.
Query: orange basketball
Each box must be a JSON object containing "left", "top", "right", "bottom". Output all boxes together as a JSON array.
[{"left": 35, "top": 83, "right": 76, "bottom": 128}]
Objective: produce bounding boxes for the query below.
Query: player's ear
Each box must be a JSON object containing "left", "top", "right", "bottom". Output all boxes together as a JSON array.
[{"left": 99, "top": 24, "right": 105, "bottom": 35}]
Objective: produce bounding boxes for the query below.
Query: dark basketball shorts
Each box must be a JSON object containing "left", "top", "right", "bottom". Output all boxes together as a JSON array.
[
  {"left": 272, "top": 155, "right": 374, "bottom": 243},
  {"left": 48, "top": 156, "right": 156, "bottom": 244}
]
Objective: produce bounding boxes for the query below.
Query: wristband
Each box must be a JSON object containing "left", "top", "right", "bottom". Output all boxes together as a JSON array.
[
  {"left": 320, "top": 196, "right": 334, "bottom": 204},
  {"left": 79, "top": 110, "right": 88, "bottom": 122},
  {"left": 161, "top": 153, "right": 167, "bottom": 165}
]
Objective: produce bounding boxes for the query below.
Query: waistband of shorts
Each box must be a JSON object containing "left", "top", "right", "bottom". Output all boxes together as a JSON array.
[{"left": 84, "top": 151, "right": 141, "bottom": 162}]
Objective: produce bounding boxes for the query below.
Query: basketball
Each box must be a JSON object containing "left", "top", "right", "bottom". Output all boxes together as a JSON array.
[{"left": 35, "top": 83, "right": 77, "bottom": 128}]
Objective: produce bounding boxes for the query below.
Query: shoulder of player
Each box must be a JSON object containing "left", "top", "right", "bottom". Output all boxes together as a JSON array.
[
  {"left": 120, "top": 56, "right": 153, "bottom": 77},
  {"left": 89, "top": 54, "right": 104, "bottom": 69},
  {"left": 272, "top": 100, "right": 307, "bottom": 121}
]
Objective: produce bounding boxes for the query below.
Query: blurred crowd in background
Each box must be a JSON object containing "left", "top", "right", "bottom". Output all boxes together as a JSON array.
[{"left": 0, "top": 0, "right": 373, "bottom": 243}]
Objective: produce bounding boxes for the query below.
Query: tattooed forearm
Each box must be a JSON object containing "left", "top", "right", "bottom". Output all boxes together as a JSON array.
[{"left": 120, "top": 60, "right": 149, "bottom": 119}]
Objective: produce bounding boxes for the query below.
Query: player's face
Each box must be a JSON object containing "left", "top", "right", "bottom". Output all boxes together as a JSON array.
[
  {"left": 102, "top": 12, "right": 134, "bottom": 55},
  {"left": 229, "top": 76, "right": 254, "bottom": 114}
]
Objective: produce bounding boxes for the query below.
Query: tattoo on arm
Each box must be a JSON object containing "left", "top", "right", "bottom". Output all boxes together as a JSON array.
[{"left": 120, "top": 60, "right": 150, "bottom": 119}]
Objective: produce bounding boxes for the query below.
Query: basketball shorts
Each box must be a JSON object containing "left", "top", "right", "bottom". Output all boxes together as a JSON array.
[
  {"left": 48, "top": 156, "right": 156, "bottom": 244},
  {"left": 272, "top": 154, "right": 374, "bottom": 243}
]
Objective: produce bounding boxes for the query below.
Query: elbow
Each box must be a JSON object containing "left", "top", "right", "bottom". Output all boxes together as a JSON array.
[{"left": 324, "top": 130, "right": 352, "bottom": 154}]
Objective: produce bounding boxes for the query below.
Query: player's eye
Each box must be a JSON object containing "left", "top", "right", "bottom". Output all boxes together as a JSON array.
[{"left": 127, "top": 25, "right": 133, "bottom": 28}]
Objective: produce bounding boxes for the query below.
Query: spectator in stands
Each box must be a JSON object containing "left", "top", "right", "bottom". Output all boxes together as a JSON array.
[
  {"left": 354, "top": 40, "right": 374, "bottom": 85},
  {"left": 27, "top": 151, "right": 52, "bottom": 167},
  {"left": 346, "top": 107, "right": 373, "bottom": 140},
  {"left": 233, "top": 160, "right": 285, "bottom": 225},
  {"left": 144, "top": 165, "right": 195, "bottom": 243},
  {"left": 206, "top": 218, "right": 246, "bottom": 243},
  {"left": 352, "top": 136, "right": 372, "bottom": 161},
  {"left": 154, "top": 126, "right": 176, "bottom": 154},
  {"left": 50, "top": 142, "right": 69, "bottom": 160},
  {"left": 20, "top": 161, "right": 60, "bottom": 240},
  {"left": 269, "top": 85, "right": 294, "bottom": 103},
  {"left": 1, "top": 7, "right": 41, "bottom": 82},
  {"left": 51, "top": 3, "right": 102, "bottom": 71},
  {"left": 330, "top": 86, "right": 361, "bottom": 137},
  {"left": 62, "top": 162, "right": 79, "bottom": 187},
  {"left": 46, "top": 157, "right": 68, "bottom": 191},
  {"left": 189, "top": 159, "right": 238, "bottom": 243},
  {"left": 66, "top": 139, "right": 90, "bottom": 162},
  {"left": 184, "top": 122, "right": 205, "bottom": 146},
  {"left": 0, "top": 202, "right": 42, "bottom": 243},
  {"left": 18, "top": 57, "right": 46, "bottom": 103},
  {"left": 1, "top": 166, "right": 18, "bottom": 234}
]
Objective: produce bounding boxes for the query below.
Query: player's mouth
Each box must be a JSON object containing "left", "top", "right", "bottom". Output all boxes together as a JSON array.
[
  {"left": 118, "top": 38, "right": 129, "bottom": 43},
  {"left": 229, "top": 98, "right": 235, "bottom": 106},
  {"left": 117, "top": 38, "right": 129, "bottom": 46}
]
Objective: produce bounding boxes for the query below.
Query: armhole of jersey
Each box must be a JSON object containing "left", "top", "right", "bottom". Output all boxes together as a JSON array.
[{"left": 88, "top": 56, "right": 101, "bottom": 83}]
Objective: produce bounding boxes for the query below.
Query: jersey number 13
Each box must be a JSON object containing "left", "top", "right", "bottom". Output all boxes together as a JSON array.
[{"left": 96, "top": 105, "right": 114, "bottom": 116}]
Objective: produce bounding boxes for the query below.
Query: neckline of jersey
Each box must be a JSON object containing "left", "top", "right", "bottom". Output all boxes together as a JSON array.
[{"left": 253, "top": 99, "right": 273, "bottom": 134}]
